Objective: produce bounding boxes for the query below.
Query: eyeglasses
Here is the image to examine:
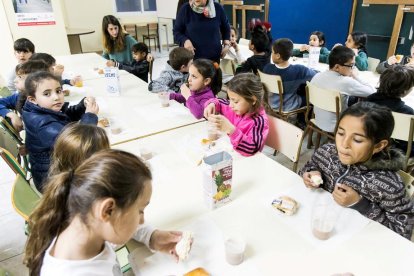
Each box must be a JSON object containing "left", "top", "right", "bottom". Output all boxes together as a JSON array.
[{"left": 341, "top": 63, "right": 355, "bottom": 69}]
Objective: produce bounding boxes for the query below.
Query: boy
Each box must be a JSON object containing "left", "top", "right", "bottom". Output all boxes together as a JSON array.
[
  {"left": 0, "top": 60, "right": 50, "bottom": 132},
  {"left": 310, "top": 46, "right": 375, "bottom": 132},
  {"left": 106, "top": 42, "right": 150, "bottom": 83},
  {"left": 263, "top": 38, "right": 316, "bottom": 112},
  {"left": 149, "top": 47, "right": 193, "bottom": 93},
  {"left": 235, "top": 26, "right": 270, "bottom": 75},
  {"left": 7, "top": 38, "right": 35, "bottom": 91}
]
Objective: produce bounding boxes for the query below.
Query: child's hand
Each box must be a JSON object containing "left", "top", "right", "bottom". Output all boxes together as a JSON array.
[
  {"left": 54, "top": 64, "right": 65, "bottom": 76},
  {"left": 85, "top": 97, "right": 99, "bottom": 114},
  {"left": 300, "top": 45, "right": 309, "bottom": 52},
  {"left": 203, "top": 103, "right": 216, "bottom": 118},
  {"left": 106, "top": 60, "right": 115, "bottom": 67},
  {"left": 6, "top": 112, "right": 24, "bottom": 132},
  {"left": 332, "top": 43, "right": 342, "bottom": 50},
  {"left": 387, "top": 55, "right": 397, "bottom": 65},
  {"left": 351, "top": 48, "right": 359, "bottom": 55},
  {"left": 70, "top": 75, "right": 82, "bottom": 86},
  {"left": 221, "top": 41, "right": 231, "bottom": 58},
  {"left": 147, "top": 53, "right": 154, "bottom": 63},
  {"left": 184, "top": 39, "right": 195, "bottom": 55},
  {"left": 149, "top": 230, "right": 182, "bottom": 261},
  {"left": 302, "top": 171, "right": 322, "bottom": 189},
  {"left": 332, "top": 183, "right": 361, "bottom": 207},
  {"left": 208, "top": 114, "right": 235, "bottom": 135},
  {"left": 180, "top": 84, "right": 191, "bottom": 99},
  {"left": 231, "top": 41, "right": 239, "bottom": 52}
]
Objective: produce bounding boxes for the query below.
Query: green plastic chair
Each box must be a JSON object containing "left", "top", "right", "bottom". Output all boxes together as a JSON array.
[
  {"left": 11, "top": 174, "right": 40, "bottom": 221},
  {"left": 0, "top": 86, "right": 12, "bottom": 97},
  {"left": 0, "top": 147, "right": 26, "bottom": 178},
  {"left": 0, "top": 267, "right": 13, "bottom": 276}
]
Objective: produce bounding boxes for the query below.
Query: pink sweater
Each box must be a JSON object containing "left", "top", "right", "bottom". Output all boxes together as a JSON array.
[{"left": 205, "top": 98, "right": 269, "bottom": 156}]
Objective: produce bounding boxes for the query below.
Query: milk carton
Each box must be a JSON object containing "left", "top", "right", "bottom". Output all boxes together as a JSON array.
[
  {"left": 202, "top": 151, "right": 233, "bottom": 209},
  {"left": 308, "top": 46, "right": 321, "bottom": 69},
  {"left": 104, "top": 67, "right": 121, "bottom": 96}
]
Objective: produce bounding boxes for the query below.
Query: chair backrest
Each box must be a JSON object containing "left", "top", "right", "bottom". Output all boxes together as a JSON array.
[
  {"left": 220, "top": 59, "right": 236, "bottom": 75},
  {"left": 12, "top": 174, "right": 41, "bottom": 220},
  {"left": 239, "top": 38, "right": 250, "bottom": 46},
  {"left": 123, "top": 24, "right": 137, "bottom": 40},
  {"left": 367, "top": 57, "right": 380, "bottom": 73},
  {"left": 397, "top": 170, "right": 414, "bottom": 199},
  {"left": 391, "top": 112, "right": 414, "bottom": 171},
  {"left": 0, "top": 116, "right": 22, "bottom": 142},
  {"left": 148, "top": 57, "right": 154, "bottom": 82},
  {"left": 306, "top": 82, "right": 342, "bottom": 113},
  {"left": 0, "top": 147, "right": 26, "bottom": 178},
  {"left": 0, "top": 125, "right": 20, "bottom": 158},
  {"left": 258, "top": 70, "right": 283, "bottom": 95},
  {"left": 265, "top": 114, "right": 304, "bottom": 171},
  {"left": 0, "top": 86, "right": 12, "bottom": 98},
  {"left": 147, "top": 23, "right": 158, "bottom": 35}
]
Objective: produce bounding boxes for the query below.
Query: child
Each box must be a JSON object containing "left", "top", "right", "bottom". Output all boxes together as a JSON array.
[
  {"left": 376, "top": 42, "right": 414, "bottom": 74},
  {"left": 149, "top": 47, "right": 193, "bottom": 93},
  {"left": 311, "top": 46, "right": 375, "bottom": 132},
  {"left": 227, "top": 26, "right": 244, "bottom": 65},
  {"left": 334, "top": 31, "right": 368, "bottom": 71},
  {"left": 7, "top": 38, "right": 35, "bottom": 91},
  {"left": 235, "top": 25, "right": 270, "bottom": 75},
  {"left": 292, "top": 31, "right": 330, "bottom": 63},
  {"left": 22, "top": 71, "right": 99, "bottom": 192},
  {"left": 300, "top": 102, "right": 414, "bottom": 239},
  {"left": 263, "top": 38, "right": 317, "bottom": 112},
  {"left": 106, "top": 42, "right": 150, "bottom": 83},
  {"left": 170, "top": 58, "right": 221, "bottom": 119},
  {"left": 24, "top": 149, "right": 183, "bottom": 275},
  {"left": 0, "top": 60, "right": 50, "bottom": 132},
  {"left": 203, "top": 73, "right": 269, "bottom": 156}
]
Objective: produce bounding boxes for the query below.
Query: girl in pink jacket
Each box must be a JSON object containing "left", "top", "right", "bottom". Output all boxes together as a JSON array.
[{"left": 204, "top": 73, "right": 269, "bottom": 156}]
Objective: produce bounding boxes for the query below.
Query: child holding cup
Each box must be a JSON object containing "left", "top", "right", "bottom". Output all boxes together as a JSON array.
[{"left": 376, "top": 42, "right": 414, "bottom": 74}]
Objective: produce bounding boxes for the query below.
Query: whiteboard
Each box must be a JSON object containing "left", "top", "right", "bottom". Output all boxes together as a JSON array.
[{"left": 156, "top": 0, "right": 180, "bottom": 19}]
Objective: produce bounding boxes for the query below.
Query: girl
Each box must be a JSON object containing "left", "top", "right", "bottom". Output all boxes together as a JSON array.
[
  {"left": 170, "top": 58, "right": 222, "bottom": 119},
  {"left": 334, "top": 31, "right": 368, "bottom": 71},
  {"left": 203, "top": 73, "right": 269, "bottom": 156},
  {"left": 227, "top": 26, "right": 244, "bottom": 65},
  {"left": 300, "top": 102, "right": 414, "bottom": 239},
  {"left": 292, "top": 31, "right": 330, "bottom": 63},
  {"left": 24, "top": 149, "right": 183, "bottom": 275},
  {"left": 0, "top": 60, "right": 50, "bottom": 132},
  {"left": 102, "top": 15, "right": 137, "bottom": 64},
  {"left": 376, "top": 42, "right": 414, "bottom": 74},
  {"left": 22, "top": 71, "right": 99, "bottom": 192}
]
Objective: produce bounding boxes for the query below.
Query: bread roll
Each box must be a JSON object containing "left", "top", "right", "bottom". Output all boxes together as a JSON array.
[
  {"left": 272, "top": 196, "right": 299, "bottom": 215},
  {"left": 175, "top": 231, "right": 193, "bottom": 261}
]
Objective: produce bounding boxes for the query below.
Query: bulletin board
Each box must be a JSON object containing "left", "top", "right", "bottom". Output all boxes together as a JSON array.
[{"left": 156, "top": 0, "right": 179, "bottom": 19}]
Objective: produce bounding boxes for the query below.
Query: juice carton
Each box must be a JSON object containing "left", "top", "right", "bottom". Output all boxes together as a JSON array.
[
  {"left": 104, "top": 67, "right": 121, "bottom": 96},
  {"left": 308, "top": 46, "right": 321, "bottom": 69},
  {"left": 202, "top": 151, "right": 233, "bottom": 209}
]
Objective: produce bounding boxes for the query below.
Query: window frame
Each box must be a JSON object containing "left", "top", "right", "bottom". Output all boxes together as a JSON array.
[{"left": 113, "top": 0, "right": 157, "bottom": 15}]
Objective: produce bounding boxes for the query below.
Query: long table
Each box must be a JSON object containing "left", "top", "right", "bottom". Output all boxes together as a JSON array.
[{"left": 113, "top": 122, "right": 414, "bottom": 276}]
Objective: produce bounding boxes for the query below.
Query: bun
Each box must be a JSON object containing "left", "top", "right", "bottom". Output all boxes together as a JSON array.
[
  {"left": 184, "top": 267, "right": 210, "bottom": 276},
  {"left": 272, "top": 196, "right": 299, "bottom": 216},
  {"left": 98, "top": 118, "right": 110, "bottom": 128},
  {"left": 175, "top": 231, "right": 193, "bottom": 261},
  {"left": 310, "top": 175, "right": 323, "bottom": 186}
]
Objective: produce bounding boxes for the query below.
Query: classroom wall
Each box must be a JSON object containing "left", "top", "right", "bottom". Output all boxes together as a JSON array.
[{"left": 0, "top": 0, "right": 69, "bottom": 79}]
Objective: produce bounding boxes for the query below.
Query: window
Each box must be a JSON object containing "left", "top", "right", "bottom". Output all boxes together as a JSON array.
[{"left": 115, "top": 0, "right": 157, "bottom": 13}]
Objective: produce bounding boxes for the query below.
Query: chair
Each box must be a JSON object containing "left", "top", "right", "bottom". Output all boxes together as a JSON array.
[
  {"left": 303, "top": 82, "right": 342, "bottom": 150},
  {"left": 265, "top": 115, "right": 304, "bottom": 172},
  {"left": 367, "top": 57, "right": 380, "bottom": 73},
  {"left": 123, "top": 24, "right": 137, "bottom": 40},
  {"left": 220, "top": 59, "right": 236, "bottom": 76},
  {"left": 142, "top": 23, "right": 160, "bottom": 52},
  {"left": 258, "top": 70, "right": 307, "bottom": 122},
  {"left": 397, "top": 170, "right": 414, "bottom": 199},
  {"left": 391, "top": 112, "right": 414, "bottom": 172},
  {"left": 148, "top": 57, "right": 154, "bottom": 82},
  {"left": 0, "top": 86, "right": 11, "bottom": 98},
  {"left": 11, "top": 174, "right": 41, "bottom": 221},
  {"left": 239, "top": 38, "right": 250, "bottom": 46}
]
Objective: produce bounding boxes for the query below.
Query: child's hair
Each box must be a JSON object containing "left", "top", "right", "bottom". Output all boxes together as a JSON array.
[
  {"left": 250, "top": 25, "right": 269, "bottom": 53},
  {"left": 102, "top": 15, "right": 127, "bottom": 53},
  {"left": 377, "top": 65, "right": 414, "bottom": 98},
  {"left": 30, "top": 53, "right": 56, "bottom": 67},
  {"left": 191, "top": 59, "right": 222, "bottom": 95},
  {"left": 169, "top": 47, "right": 194, "bottom": 71},
  {"left": 15, "top": 60, "right": 50, "bottom": 112},
  {"left": 230, "top": 25, "right": 238, "bottom": 37},
  {"left": 311, "top": 31, "right": 325, "bottom": 46},
  {"left": 14, "top": 38, "right": 35, "bottom": 53},
  {"left": 24, "top": 71, "right": 61, "bottom": 100},
  {"left": 132, "top": 42, "right": 149, "bottom": 55},
  {"left": 350, "top": 31, "right": 368, "bottom": 54},
  {"left": 24, "top": 149, "right": 152, "bottom": 275},
  {"left": 338, "top": 101, "right": 394, "bottom": 145},
  {"left": 227, "top": 72, "right": 264, "bottom": 113},
  {"left": 328, "top": 45, "right": 355, "bottom": 69},
  {"left": 48, "top": 123, "right": 110, "bottom": 177},
  {"left": 272, "top": 38, "right": 294, "bottom": 61}
]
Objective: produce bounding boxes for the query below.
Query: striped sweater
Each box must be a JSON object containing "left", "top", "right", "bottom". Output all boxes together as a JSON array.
[
  {"left": 205, "top": 98, "right": 269, "bottom": 156},
  {"left": 299, "top": 143, "right": 414, "bottom": 239}
]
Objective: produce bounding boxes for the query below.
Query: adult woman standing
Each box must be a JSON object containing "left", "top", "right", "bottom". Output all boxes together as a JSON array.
[
  {"left": 174, "top": 0, "right": 231, "bottom": 63},
  {"left": 101, "top": 15, "right": 137, "bottom": 64}
]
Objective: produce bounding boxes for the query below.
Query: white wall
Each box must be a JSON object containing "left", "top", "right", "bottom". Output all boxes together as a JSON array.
[{"left": 0, "top": 0, "right": 70, "bottom": 79}]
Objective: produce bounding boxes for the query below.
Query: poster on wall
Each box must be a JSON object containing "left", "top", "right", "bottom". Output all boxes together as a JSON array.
[{"left": 12, "top": 0, "right": 55, "bottom": 26}]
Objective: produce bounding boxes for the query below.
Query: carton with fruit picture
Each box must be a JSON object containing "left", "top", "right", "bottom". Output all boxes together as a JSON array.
[{"left": 202, "top": 151, "right": 232, "bottom": 209}]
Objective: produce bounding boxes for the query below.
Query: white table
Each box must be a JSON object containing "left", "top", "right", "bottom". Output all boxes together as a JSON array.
[{"left": 113, "top": 122, "right": 414, "bottom": 276}]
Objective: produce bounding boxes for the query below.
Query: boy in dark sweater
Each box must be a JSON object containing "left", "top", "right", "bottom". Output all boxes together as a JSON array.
[{"left": 107, "top": 42, "right": 150, "bottom": 82}]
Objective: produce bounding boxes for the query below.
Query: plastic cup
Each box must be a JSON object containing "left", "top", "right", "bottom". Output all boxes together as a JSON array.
[
  {"left": 109, "top": 118, "right": 122, "bottom": 135},
  {"left": 224, "top": 236, "right": 246, "bottom": 265},
  {"left": 75, "top": 76, "right": 83, "bottom": 87},
  {"left": 303, "top": 53, "right": 309, "bottom": 63},
  {"left": 395, "top": 54, "right": 403, "bottom": 63},
  {"left": 140, "top": 147, "right": 153, "bottom": 160},
  {"left": 207, "top": 121, "right": 220, "bottom": 141},
  {"left": 159, "top": 91, "right": 170, "bottom": 107},
  {"left": 311, "top": 201, "right": 339, "bottom": 240}
]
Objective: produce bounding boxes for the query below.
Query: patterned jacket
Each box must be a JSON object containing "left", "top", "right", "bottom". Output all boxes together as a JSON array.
[{"left": 299, "top": 143, "right": 414, "bottom": 239}]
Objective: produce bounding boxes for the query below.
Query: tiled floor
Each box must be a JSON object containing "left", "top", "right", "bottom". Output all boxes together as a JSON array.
[{"left": 0, "top": 50, "right": 315, "bottom": 275}]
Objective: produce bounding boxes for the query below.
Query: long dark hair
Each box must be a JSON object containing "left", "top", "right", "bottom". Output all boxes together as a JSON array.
[
  {"left": 102, "top": 15, "right": 127, "bottom": 53},
  {"left": 191, "top": 58, "right": 222, "bottom": 95}
]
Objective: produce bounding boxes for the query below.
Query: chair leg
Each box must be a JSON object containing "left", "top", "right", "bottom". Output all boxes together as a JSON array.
[
  {"left": 307, "top": 129, "right": 314, "bottom": 149},
  {"left": 292, "top": 162, "right": 298, "bottom": 173},
  {"left": 273, "top": 149, "right": 278, "bottom": 156},
  {"left": 315, "top": 133, "right": 322, "bottom": 149}
]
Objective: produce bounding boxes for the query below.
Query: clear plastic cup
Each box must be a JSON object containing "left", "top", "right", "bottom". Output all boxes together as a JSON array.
[
  {"left": 395, "top": 54, "right": 403, "bottom": 63},
  {"left": 159, "top": 91, "right": 170, "bottom": 107},
  {"left": 303, "top": 53, "right": 309, "bottom": 63},
  {"left": 207, "top": 121, "right": 220, "bottom": 141},
  {"left": 74, "top": 76, "right": 83, "bottom": 87},
  {"left": 311, "top": 199, "right": 340, "bottom": 240},
  {"left": 224, "top": 235, "right": 246, "bottom": 265},
  {"left": 109, "top": 118, "right": 122, "bottom": 135}
]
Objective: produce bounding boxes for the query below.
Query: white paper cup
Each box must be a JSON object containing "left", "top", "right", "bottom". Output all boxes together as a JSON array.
[{"left": 224, "top": 236, "right": 246, "bottom": 265}]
